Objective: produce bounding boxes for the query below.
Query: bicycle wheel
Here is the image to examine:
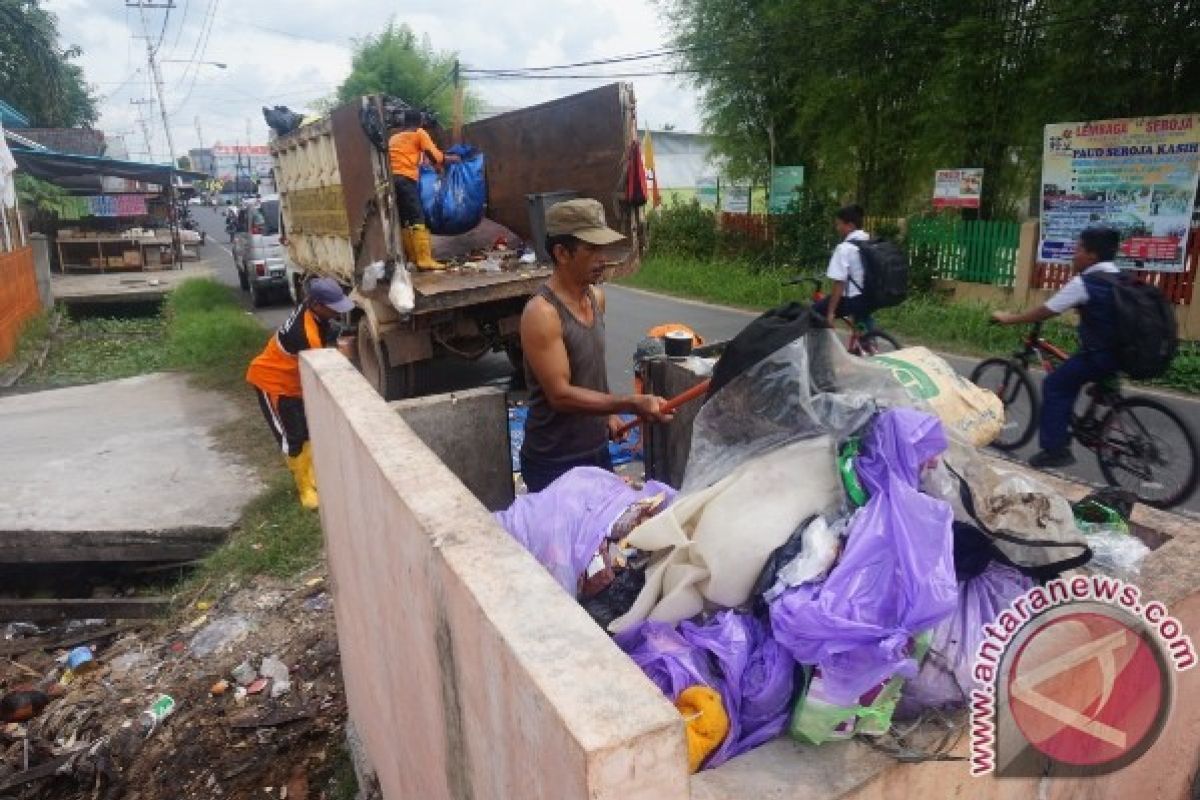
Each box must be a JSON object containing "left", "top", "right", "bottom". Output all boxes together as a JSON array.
[
  {"left": 1096, "top": 397, "right": 1199, "bottom": 509},
  {"left": 969, "top": 358, "right": 1039, "bottom": 451},
  {"left": 857, "top": 329, "right": 901, "bottom": 355}
]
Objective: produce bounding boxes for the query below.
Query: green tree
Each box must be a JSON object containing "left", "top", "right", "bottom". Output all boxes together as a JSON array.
[
  {"left": 177, "top": 155, "right": 192, "bottom": 171},
  {"left": 0, "top": 0, "right": 97, "bottom": 127},
  {"left": 336, "top": 22, "right": 478, "bottom": 127}
]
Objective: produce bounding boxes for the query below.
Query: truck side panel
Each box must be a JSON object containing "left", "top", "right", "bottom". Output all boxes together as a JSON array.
[
  {"left": 329, "top": 100, "right": 394, "bottom": 275},
  {"left": 463, "top": 83, "right": 638, "bottom": 266},
  {"left": 272, "top": 117, "right": 356, "bottom": 284}
]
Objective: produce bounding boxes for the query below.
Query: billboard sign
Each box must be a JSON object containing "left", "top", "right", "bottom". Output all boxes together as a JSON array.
[{"left": 1039, "top": 114, "right": 1200, "bottom": 272}]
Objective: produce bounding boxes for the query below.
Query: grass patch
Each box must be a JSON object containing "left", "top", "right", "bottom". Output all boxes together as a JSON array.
[
  {"left": 620, "top": 254, "right": 797, "bottom": 310},
  {"left": 625, "top": 254, "right": 1200, "bottom": 394},
  {"left": 24, "top": 314, "right": 170, "bottom": 386},
  {"left": 194, "top": 473, "right": 324, "bottom": 581}
]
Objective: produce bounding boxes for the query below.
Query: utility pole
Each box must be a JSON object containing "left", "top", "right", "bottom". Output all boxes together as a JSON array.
[
  {"left": 194, "top": 116, "right": 204, "bottom": 155},
  {"left": 128, "top": 0, "right": 182, "bottom": 265},
  {"left": 130, "top": 98, "right": 155, "bottom": 159}
]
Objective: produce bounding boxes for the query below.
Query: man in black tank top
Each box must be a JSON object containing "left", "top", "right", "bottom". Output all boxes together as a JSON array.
[{"left": 519, "top": 199, "right": 673, "bottom": 492}]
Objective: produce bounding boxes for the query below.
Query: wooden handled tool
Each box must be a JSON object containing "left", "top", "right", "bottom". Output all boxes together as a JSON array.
[{"left": 612, "top": 379, "right": 712, "bottom": 439}]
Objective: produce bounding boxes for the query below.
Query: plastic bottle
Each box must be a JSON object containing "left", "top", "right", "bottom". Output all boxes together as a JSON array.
[{"left": 139, "top": 694, "right": 176, "bottom": 736}]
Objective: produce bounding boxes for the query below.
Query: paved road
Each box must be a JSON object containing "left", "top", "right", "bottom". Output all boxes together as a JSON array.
[
  {"left": 194, "top": 206, "right": 292, "bottom": 329},
  {"left": 193, "top": 205, "right": 1200, "bottom": 511}
]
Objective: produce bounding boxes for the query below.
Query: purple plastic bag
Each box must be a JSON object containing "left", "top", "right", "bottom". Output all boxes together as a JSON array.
[
  {"left": 494, "top": 467, "right": 676, "bottom": 594},
  {"left": 682, "top": 613, "right": 795, "bottom": 765},
  {"left": 897, "top": 563, "right": 1033, "bottom": 718},
  {"left": 614, "top": 620, "right": 719, "bottom": 698},
  {"left": 620, "top": 612, "right": 795, "bottom": 769},
  {"left": 856, "top": 407, "right": 948, "bottom": 496},
  {"left": 770, "top": 411, "right": 957, "bottom": 707}
]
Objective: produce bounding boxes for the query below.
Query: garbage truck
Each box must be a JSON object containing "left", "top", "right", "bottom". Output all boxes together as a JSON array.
[{"left": 270, "top": 83, "right": 643, "bottom": 399}]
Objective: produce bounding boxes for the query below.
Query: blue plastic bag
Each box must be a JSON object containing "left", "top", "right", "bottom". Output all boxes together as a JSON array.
[
  {"left": 493, "top": 467, "right": 675, "bottom": 594},
  {"left": 769, "top": 410, "right": 957, "bottom": 706},
  {"left": 419, "top": 144, "right": 486, "bottom": 235}
]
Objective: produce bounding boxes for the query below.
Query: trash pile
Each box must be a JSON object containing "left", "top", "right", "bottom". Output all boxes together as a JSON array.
[
  {"left": 0, "top": 573, "right": 350, "bottom": 800},
  {"left": 494, "top": 304, "right": 1151, "bottom": 772}
]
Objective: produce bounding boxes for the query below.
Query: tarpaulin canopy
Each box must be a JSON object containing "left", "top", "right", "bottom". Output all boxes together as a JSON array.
[{"left": 9, "top": 147, "right": 208, "bottom": 188}]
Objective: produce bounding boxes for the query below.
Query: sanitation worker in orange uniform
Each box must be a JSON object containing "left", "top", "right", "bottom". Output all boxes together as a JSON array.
[{"left": 246, "top": 277, "right": 354, "bottom": 510}]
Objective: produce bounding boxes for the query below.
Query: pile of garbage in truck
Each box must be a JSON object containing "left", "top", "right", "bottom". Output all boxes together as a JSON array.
[{"left": 494, "top": 303, "right": 1150, "bottom": 772}]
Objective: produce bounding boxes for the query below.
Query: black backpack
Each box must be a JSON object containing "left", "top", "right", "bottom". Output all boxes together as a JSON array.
[
  {"left": 1092, "top": 273, "right": 1178, "bottom": 379},
  {"left": 849, "top": 239, "right": 909, "bottom": 312}
]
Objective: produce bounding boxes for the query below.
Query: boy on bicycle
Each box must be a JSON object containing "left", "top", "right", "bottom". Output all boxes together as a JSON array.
[
  {"left": 815, "top": 204, "right": 874, "bottom": 330},
  {"left": 991, "top": 226, "right": 1121, "bottom": 469}
]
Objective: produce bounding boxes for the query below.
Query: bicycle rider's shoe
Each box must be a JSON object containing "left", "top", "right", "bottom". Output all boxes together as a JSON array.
[{"left": 1029, "top": 448, "right": 1076, "bottom": 469}]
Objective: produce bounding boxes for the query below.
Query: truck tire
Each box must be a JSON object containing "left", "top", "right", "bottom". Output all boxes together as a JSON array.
[
  {"left": 505, "top": 341, "right": 527, "bottom": 389},
  {"left": 357, "top": 318, "right": 424, "bottom": 400},
  {"left": 237, "top": 265, "right": 250, "bottom": 291},
  {"left": 251, "top": 284, "right": 268, "bottom": 308}
]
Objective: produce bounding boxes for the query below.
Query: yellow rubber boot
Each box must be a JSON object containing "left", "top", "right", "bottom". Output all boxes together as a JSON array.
[
  {"left": 411, "top": 224, "right": 445, "bottom": 271},
  {"left": 286, "top": 445, "right": 320, "bottom": 510},
  {"left": 400, "top": 226, "right": 417, "bottom": 264}
]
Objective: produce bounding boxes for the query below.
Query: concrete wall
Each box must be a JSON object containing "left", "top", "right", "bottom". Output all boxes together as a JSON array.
[
  {"left": 301, "top": 350, "right": 688, "bottom": 800},
  {"left": 305, "top": 347, "right": 1200, "bottom": 799},
  {"left": 390, "top": 388, "right": 514, "bottom": 512}
]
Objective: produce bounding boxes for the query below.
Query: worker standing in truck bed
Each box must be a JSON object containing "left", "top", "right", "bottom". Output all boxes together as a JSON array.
[{"left": 388, "top": 110, "right": 459, "bottom": 271}]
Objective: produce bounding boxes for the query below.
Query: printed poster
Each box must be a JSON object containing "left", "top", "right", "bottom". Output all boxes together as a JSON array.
[
  {"left": 722, "top": 184, "right": 750, "bottom": 214},
  {"left": 1040, "top": 114, "right": 1200, "bottom": 271},
  {"left": 696, "top": 175, "right": 718, "bottom": 211},
  {"left": 768, "top": 166, "right": 805, "bottom": 213},
  {"left": 933, "top": 168, "right": 983, "bottom": 209}
]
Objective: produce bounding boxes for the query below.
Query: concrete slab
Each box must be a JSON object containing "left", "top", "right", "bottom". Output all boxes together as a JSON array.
[
  {"left": 0, "top": 372, "right": 261, "bottom": 562},
  {"left": 52, "top": 261, "right": 214, "bottom": 306}
]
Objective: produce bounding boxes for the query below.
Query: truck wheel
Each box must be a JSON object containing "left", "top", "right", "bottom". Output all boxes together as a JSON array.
[
  {"left": 505, "top": 341, "right": 527, "bottom": 389},
  {"left": 357, "top": 318, "right": 424, "bottom": 400},
  {"left": 251, "top": 284, "right": 268, "bottom": 308}
]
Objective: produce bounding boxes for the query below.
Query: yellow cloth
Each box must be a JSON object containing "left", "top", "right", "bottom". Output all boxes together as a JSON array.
[{"left": 674, "top": 686, "right": 729, "bottom": 773}]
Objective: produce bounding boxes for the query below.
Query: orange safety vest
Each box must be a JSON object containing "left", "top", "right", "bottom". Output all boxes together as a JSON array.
[
  {"left": 388, "top": 129, "right": 443, "bottom": 181},
  {"left": 246, "top": 305, "right": 325, "bottom": 397}
]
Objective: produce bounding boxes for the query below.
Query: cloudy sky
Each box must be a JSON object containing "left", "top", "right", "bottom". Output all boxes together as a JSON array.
[{"left": 44, "top": 0, "right": 702, "bottom": 163}]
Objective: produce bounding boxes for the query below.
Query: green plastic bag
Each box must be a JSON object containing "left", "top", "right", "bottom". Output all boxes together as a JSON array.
[{"left": 790, "top": 633, "right": 931, "bottom": 745}]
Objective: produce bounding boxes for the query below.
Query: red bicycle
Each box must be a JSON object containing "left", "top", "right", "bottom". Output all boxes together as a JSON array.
[
  {"left": 787, "top": 276, "right": 901, "bottom": 356},
  {"left": 970, "top": 322, "right": 1198, "bottom": 509}
]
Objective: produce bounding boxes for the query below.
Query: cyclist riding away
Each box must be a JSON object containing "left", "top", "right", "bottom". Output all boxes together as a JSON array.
[
  {"left": 815, "top": 204, "right": 874, "bottom": 330},
  {"left": 991, "top": 226, "right": 1121, "bottom": 469}
]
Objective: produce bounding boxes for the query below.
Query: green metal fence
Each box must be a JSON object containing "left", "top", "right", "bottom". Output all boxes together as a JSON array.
[{"left": 906, "top": 218, "right": 1020, "bottom": 287}]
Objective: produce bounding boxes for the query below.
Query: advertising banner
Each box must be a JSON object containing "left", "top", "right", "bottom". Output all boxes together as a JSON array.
[
  {"left": 722, "top": 184, "right": 751, "bottom": 214},
  {"left": 933, "top": 168, "right": 983, "bottom": 209},
  {"left": 1040, "top": 114, "right": 1200, "bottom": 271},
  {"left": 768, "top": 166, "right": 805, "bottom": 213},
  {"left": 696, "top": 175, "right": 719, "bottom": 210}
]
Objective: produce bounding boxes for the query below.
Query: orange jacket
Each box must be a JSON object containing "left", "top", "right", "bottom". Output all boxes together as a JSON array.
[
  {"left": 388, "top": 129, "right": 443, "bottom": 181},
  {"left": 246, "top": 306, "right": 325, "bottom": 397}
]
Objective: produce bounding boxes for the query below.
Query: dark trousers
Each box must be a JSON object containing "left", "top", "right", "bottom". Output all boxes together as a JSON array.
[
  {"left": 520, "top": 445, "right": 613, "bottom": 494},
  {"left": 1040, "top": 350, "right": 1118, "bottom": 452},
  {"left": 393, "top": 176, "right": 424, "bottom": 227},
  {"left": 256, "top": 389, "right": 309, "bottom": 457},
  {"left": 813, "top": 294, "right": 874, "bottom": 329}
]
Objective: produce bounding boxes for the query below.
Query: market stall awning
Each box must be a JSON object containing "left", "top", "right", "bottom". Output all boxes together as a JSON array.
[{"left": 9, "top": 147, "right": 209, "bottom": 187}]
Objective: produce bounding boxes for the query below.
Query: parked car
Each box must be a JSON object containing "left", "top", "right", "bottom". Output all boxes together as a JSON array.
[{"left": 233, "top": 194, "right": 288, "bottom": 307}]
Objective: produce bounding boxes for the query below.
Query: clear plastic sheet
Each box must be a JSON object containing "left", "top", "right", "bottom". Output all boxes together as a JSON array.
[{"left": 682, "top": 330, "right": 920, "bottom": 493}]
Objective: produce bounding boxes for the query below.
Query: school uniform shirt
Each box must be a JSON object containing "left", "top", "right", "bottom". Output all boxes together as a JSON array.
[
  {"left": 1044, "top": 261, "right": 1121, "bottom": 314},
  {"left": 388, "top": 129, "right": 443, "bottom": 181},
  {"left": 246, "top": 305, "right": 331, "bottom": 398},
  {"left": 826, "top": 229, "right": 870, "bottom": 298}
]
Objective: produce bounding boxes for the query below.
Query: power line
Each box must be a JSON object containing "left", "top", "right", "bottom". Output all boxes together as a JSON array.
[{"left": 167, "top": 0, "right": 192, "bottom": 57}]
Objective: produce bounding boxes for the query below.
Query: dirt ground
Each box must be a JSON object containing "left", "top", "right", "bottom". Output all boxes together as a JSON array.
[{"left": 0, "top": 569, "right": 353, "bottom": 800}]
